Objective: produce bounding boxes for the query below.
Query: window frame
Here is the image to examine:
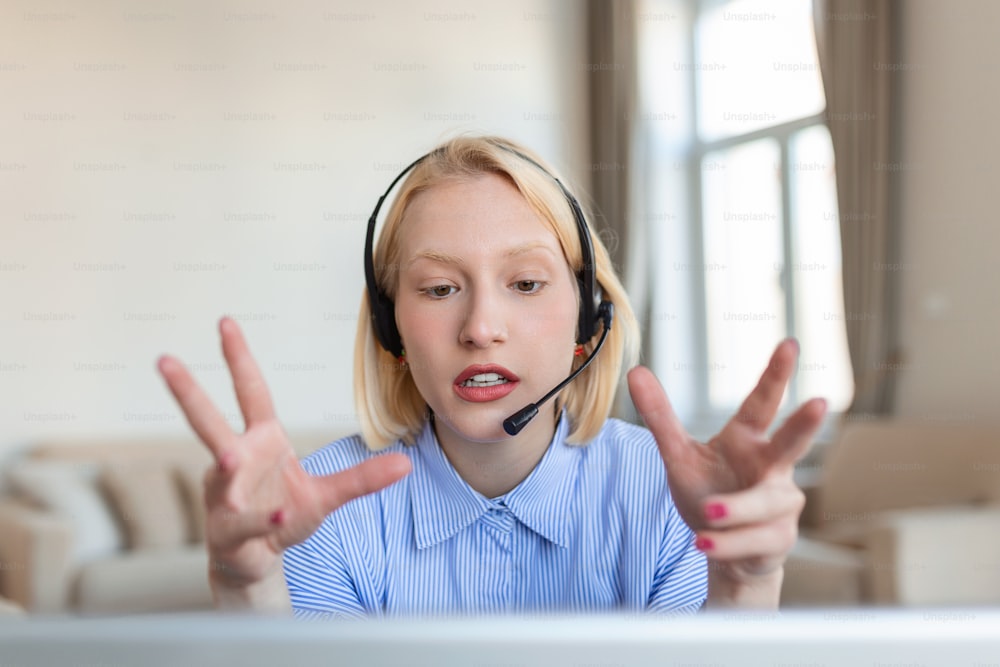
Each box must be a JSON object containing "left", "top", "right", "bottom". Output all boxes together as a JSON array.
[{"left": 640, "top": 0, "right": 845, "bottom": 444}]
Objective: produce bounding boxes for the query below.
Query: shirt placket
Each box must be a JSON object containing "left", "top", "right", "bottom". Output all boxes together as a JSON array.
[{"left": 477, "top": 503, "right": 515, "bottom": 612}]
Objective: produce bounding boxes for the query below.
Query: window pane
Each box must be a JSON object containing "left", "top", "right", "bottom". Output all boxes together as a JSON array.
[
  {"left": 790, "top": 125, "right": 855, "bottom": 410},
  {"left": 702, "top": 139, "right": 786, "bottom": 407},
  {"left": 637, "top": 0, "right": 701, "bottom": 423},
  {"left": 695, "top": 0, "right": 825, "bottom": 141}
]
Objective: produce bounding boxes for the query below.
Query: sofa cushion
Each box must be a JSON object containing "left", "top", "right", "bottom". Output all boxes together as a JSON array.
[
  {"left": 6, "top": 461, "right": 123, "bottom": 564},
  {"left": 74, "top": 546, "right": 213, "bottom": 614},
  {"left": 866, "top": 505, "right": 1000, "bottom": 606},
  {"left": 820, "top": 421, "right": 1000, "bottom": 518},
  {"left": 101, "top": 463, "right": 189, "bottom": 551}
]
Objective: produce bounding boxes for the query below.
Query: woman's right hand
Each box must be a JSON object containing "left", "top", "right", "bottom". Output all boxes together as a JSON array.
[{"left": 157, "top": 317, "right": 412, "bottom": 609}]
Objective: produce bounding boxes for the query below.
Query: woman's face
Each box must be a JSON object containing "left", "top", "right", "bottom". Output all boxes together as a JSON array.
[{"left": 394, "top": 173, "right": 579, "bottom": 444}]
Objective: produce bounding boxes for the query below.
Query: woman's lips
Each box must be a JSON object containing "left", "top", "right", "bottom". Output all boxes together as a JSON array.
[
  {"left": 453, "top": 364, "right": 519, "bottom": 402},
  {"left": 454, "top": 364, "right": 519, "bottom": 385}
]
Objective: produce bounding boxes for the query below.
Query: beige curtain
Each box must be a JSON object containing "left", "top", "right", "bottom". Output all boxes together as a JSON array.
[
  {"left": 586, "top": 0, "right": 640, "bottom": 418},
  {"left": 586, "top": 0, "right": 638, "bottom": 284},
  {"left": 813, "top": 0, "right": 901, "bottom": 415}
]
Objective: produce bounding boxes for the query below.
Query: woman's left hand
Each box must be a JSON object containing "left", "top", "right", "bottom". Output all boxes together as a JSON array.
[{"left": 627, "top": 339, "right": 827, "bottom": 605}]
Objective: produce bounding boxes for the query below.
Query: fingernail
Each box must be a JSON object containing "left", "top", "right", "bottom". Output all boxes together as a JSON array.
[
  {"left": 695, "top": 536, "right": 714, "bottom": 551},
  {"left": 788, "top": 337, "right": 800, "bottom": 353},
  {"left": 269, "top": 510, "right": 284, "bottom": 526},
  {"left": 705, "top": 503, "right": 727, "bottom": 520}
]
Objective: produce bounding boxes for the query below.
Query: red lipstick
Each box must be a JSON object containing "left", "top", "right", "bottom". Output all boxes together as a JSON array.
[{"left": 453, "top": 364, "right": 519, "bottom": 403}]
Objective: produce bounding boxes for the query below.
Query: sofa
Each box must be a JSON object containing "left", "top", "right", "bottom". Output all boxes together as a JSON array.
[
  {"left": 782, "top": 419, "right": 1000, "bottom": 607},
  {"left": 0, "top": 431, "right": 344, "bottom": 615}
]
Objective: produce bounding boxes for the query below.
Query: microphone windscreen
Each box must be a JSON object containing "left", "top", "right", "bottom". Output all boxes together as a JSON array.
[{"left": 503, "top": 405, "right": 538, "bottom": 436}]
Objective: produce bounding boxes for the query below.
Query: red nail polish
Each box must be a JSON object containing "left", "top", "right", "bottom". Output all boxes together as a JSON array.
[
  {"left": 269, "top": 510, "right": 284, "bottom": 526},
  {"left": 705, "top": 503, "right": 727, "bottom": 520},
  {"left": 695, "top": 536, "right": 714, "bottom": 551}
]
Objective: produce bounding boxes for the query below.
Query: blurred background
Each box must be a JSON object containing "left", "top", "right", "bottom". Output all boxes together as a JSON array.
[
  {"left": 1, "top": 0, "right": 999, "bottom": 615},
  {"left": 0, "top": 0, "right": 590, "bottom": 445}
]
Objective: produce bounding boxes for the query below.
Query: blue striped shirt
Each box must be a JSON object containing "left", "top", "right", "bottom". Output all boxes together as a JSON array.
[{"left": 283, "top": 413, "right": 708, "bottom": 618}]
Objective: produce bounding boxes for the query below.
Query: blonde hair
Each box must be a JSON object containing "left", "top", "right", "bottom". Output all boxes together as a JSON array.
[{"left": 354, "top": 136, "right": 640, "bottom": 449}]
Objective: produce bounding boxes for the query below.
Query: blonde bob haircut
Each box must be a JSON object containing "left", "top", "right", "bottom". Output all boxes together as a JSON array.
[{"left": 354, "top": 135, "right": 640, "bottom": 450}]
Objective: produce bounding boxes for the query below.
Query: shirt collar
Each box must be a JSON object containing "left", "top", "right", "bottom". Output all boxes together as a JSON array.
[{"left": 409, "top": 412, "right": 580, "bottom": 550}]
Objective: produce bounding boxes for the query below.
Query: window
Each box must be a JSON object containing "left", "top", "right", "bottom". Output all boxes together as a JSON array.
[{"left": 638, "top": 0, "right": 853, "bottom": 437}]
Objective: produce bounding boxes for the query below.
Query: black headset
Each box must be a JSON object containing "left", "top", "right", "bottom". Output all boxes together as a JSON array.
[{"left": 364, "top": 140, "right": 603, "bottom": 359}]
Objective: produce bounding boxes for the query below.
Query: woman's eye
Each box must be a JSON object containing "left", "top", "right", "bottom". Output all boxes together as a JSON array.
[
  {"left": 426, "top": 285, "right": 456, "bottom": 298},
  {"left": 514, "top": 280, "right": 542, "bottom": 294}
]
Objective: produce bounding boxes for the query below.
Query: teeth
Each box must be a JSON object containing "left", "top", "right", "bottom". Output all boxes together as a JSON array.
[{"left": 462, "top": 372, "right": 509, "bottom": 387}]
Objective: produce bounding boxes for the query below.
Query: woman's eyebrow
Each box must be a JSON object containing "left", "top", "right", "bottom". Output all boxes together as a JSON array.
[
  {"left": 406, "top": 243, "right": 558, "bottom": 267},
  {"left": 407, "top": 249, "right": 465, "bottom": 267},
  {"left": 504, "top": 242, "right": 557, "bottom": 259}
]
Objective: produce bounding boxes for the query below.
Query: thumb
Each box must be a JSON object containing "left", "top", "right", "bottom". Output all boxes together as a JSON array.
[
  {"left": 316, "top": 453, "right": 412, "bottom": 514},
  {"left": 627, "top": 366, "right": 690, "bottom": 470}
]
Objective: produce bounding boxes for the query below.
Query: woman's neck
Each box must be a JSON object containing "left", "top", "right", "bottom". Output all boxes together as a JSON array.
[{"left": 433, "top": 409, "right": 559, "bottom": 499}]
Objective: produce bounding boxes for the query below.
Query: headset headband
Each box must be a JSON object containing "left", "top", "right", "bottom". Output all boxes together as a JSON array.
[{"left": 364, "top": 141, "right": 600, "bottom": 359}]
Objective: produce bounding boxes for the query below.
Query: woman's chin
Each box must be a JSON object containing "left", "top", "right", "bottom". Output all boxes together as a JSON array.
[{"left": 433, "top": 410, "right": 512, "bottom": 445}]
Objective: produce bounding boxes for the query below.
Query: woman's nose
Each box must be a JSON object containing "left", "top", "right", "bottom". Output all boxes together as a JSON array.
[{"left": 458, "top": 288, "right": 508, "bottom": 348}]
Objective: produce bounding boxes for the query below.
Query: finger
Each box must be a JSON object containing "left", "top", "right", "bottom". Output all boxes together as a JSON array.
[
  {"left": 694, "top": 519, "right": 798, "bottom": 562},
  {"left": 627, "top": 366, "right": 691, "bottom": 466},
  {"left": 202, "top": 451, "right": 242, "bottom": 507},
  {"left": 209, "top": 506, "right": 282, "bottom": 552},
  {"left": 157, "top": 355, "right": 235, "bottom": 461},
  {"left": 316, "top": 453, "right": 412, "bottom": 513},
  {"left": 701, "top": 478, "right": 805, "bottom": 530},
  {"left": 732, "top": 338, "right": 799, "bottom": 433},
  {"left": 219, "top": 316, "right": 277, "bottom": 429},
  {"left": 766, "top": 397, "right": 827, "bottom": 471}
]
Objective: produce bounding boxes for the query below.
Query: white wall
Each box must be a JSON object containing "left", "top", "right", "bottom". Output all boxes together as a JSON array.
[
  {"left": 0, "top": 0, "right": 588, "bottom": 450},
  {"left": 894, "top": 0, "right": 1000, "bottom": 422}
]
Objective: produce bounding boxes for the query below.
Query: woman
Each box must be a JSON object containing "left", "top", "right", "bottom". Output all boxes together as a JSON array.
[{"left": 157, "top": 136, "right": 825, "bottom": 616}]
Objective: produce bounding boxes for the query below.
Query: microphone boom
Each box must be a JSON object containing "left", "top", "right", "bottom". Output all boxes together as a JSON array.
[{"left": 502, "top": 302, "right": 614, "bottom": 436}]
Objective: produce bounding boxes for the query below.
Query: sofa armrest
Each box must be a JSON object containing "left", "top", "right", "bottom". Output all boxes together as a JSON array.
[
  {"left": 865, "top": 505, "right": 1000, "bottom": 606},
  {"left": 0, "top": 500, "right": 74, "bottom": 613}
]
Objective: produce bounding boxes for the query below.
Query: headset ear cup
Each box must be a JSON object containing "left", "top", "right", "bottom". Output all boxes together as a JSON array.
[
  {"left": 371, "top": 293, "right": 403, "bottom": 359},
  {"left": 575, "top": 275, "right": 594, "bottom": 344},
  {"left": 577, "top": 280, "right": 606, "bottom": 344}
]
